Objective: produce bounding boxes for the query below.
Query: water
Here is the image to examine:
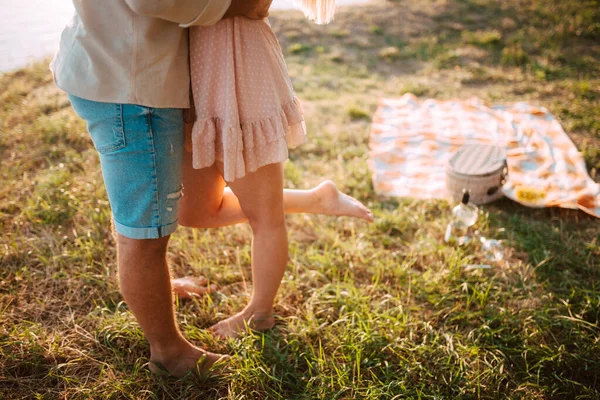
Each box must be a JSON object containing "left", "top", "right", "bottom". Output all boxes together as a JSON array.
[
  {"left": 0, "top": 0, "right": 372, "bottom": 73},
  {"left": 0, "top": 0, "right": 74, "bottom": 73}
]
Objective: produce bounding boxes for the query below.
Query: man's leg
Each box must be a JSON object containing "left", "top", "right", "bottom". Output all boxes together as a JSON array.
[
  {"left": 68, "top": 95, "right": 224, "bottom": 377},
  {"left": 117, "top": 234, "right": 221, "bottom": 376}
]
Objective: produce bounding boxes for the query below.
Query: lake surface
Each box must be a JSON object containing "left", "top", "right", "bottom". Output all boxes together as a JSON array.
[{"left": 0, "top": 0, "right": 371, "bottom": 73}]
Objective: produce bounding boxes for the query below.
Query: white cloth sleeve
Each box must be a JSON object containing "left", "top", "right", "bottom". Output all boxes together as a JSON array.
[{"left": 124, "top": 0, "right": 231, "bottom": 26}]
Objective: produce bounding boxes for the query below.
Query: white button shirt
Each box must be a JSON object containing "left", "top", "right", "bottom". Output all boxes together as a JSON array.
[{"left": 51, "top": 0, "right": 231, "bottom": 108}]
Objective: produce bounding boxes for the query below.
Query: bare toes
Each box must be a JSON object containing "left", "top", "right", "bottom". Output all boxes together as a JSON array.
[
  {"left": 210, "top": 312, "right": 275, "bottom": 339},
  {"left": 172, "top": 277, "right": 217, "bottom": 299},
  {"left": 174, "top": 276, "right": 208, "bottom": 287}
]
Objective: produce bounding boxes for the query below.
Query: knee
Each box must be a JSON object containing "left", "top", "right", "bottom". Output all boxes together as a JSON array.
[
  {"left": 178, "top": 206, "right": 217, "bottom": 228},
  {"left": 117, "top": 234, "right": 169, "bottom": 257},
  {"left": 178, "top": 209, "right": 212, "bottom": 228},
  {"left": 178, "top": 209, "right": 199, "bottom": 228},
  {"left": 246, "top": 210, "right": 286, "bottom": 234}
]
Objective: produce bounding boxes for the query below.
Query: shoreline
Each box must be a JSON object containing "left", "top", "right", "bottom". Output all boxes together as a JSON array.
[{"left": 0, "top": 0, "right": 379, "bottom": 74}]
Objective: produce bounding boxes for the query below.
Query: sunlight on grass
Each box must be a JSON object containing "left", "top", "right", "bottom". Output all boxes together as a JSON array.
[{"left": 1, "top": 0, "right": 599, "bottom": 398}]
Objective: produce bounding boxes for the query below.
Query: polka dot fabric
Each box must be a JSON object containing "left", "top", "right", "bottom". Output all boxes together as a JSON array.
[{"left": 188, "top": 17, "right": 307, "bottom": 182}]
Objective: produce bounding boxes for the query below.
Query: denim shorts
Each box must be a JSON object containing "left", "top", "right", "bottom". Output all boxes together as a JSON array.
[{"left": 68, "top": 95, "right": 184, "bottom": 239}]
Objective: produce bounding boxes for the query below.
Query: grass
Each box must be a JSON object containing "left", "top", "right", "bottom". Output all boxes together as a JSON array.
[{"left": 1, "top": 0, "right": 599, "bottom": 398}]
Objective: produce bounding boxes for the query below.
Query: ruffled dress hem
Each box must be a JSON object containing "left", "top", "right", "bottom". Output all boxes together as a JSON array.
[{"left": 188, "top": 97, "right": 306, "bottom": 182}]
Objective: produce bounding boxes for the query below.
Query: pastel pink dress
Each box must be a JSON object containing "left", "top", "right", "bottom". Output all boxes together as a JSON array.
[{"left": 188, "top": 17, "right": 306, "bottom": 182}]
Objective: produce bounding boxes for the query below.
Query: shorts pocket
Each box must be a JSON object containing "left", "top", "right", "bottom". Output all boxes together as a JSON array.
[
  {"left": 68, "top": 95, "right": 127, "bottom": 154},
  {"left": 90, "top": 104, "right": 126, "bottom": 154}
]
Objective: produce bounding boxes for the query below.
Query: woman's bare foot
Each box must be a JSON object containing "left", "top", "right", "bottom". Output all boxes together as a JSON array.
[
  {"left": 172, "top": 276, "right": 217, "bottom": 299},
  {"left": 210, "top": 307, "right": 275, "bottom": 339},
  {"left": 149, "top": 342, "right": 227, "bottom": 378},
  {"left": 313, "top": 180, "right": 374, "bottom": 222}
]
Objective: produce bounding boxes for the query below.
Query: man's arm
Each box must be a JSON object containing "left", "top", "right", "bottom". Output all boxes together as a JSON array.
[{"left": 124, "top": 0, "right": 272, "bottom": 27}]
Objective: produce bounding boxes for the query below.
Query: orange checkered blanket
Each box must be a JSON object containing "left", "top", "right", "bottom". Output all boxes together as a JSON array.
[{"left": 369, "top": 94, "right": 600, "bottom": 218}]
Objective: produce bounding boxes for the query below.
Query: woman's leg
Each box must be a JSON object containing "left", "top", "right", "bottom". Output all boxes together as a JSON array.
[
  {"left": 174, "top": 148, "right": 373, "bottom": 299},
  {"left": 210, "top": 162, "right": 288, "bottom": 338},
  {"left": 178, "top": 146, "right": 373, "bottom": 230}
]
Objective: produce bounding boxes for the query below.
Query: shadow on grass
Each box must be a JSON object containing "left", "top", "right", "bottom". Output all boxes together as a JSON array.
[{"left": 485, "top": 199, "right": 600, "bottom": 396}]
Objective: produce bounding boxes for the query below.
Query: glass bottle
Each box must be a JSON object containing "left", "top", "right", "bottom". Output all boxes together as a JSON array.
[{"left": 445, "top": 190, "right": 478, "bottom": 245}]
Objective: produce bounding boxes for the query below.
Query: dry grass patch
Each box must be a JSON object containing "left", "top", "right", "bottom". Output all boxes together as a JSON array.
[{"left": 1, "top": 0, "right": 599, "bottom": 398}]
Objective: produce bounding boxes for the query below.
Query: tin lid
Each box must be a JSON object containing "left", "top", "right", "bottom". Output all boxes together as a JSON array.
[{"left": 448, "top": 144, "right": 506, "bottom": 176}]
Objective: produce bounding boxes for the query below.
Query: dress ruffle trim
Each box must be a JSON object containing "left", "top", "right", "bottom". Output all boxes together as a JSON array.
[{"left": 187, "top": 98, "right": 306, "bottom": 182}]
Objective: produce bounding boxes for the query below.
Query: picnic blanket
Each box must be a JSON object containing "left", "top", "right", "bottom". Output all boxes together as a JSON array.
[{"left": 369, "top": 93, "right": 600, "bottom": 218}]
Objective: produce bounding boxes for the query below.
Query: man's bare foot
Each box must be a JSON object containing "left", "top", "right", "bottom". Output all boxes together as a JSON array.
[
  {"left": 149, "top": 342, "right": 227, "bottom": 378},
  {"left": 211, "top": 307, "right": 275, "bottom": 339},
  {"left": 313, "top": 180, "right": 374, "bottom": 222},
  {"left": 172, "top": 276, "right": 217, "bottom": 299}
]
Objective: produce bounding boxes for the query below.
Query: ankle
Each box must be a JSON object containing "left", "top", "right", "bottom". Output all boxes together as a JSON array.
[
  {"left": 149, "top": 336, "right": 191, "bottom": 361},
  {"left": 244, "top": 303, "right": 273, "bottom": 317}
]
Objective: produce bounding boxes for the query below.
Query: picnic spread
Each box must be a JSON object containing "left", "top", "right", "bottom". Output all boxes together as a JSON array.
[{"left": 368, "top": 93, "right": 600, "bottom": 218}]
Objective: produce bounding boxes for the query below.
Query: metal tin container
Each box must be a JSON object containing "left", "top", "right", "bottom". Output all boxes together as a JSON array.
[{"left": 446, "top": 144, "right": 508, "bottom": 205}]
